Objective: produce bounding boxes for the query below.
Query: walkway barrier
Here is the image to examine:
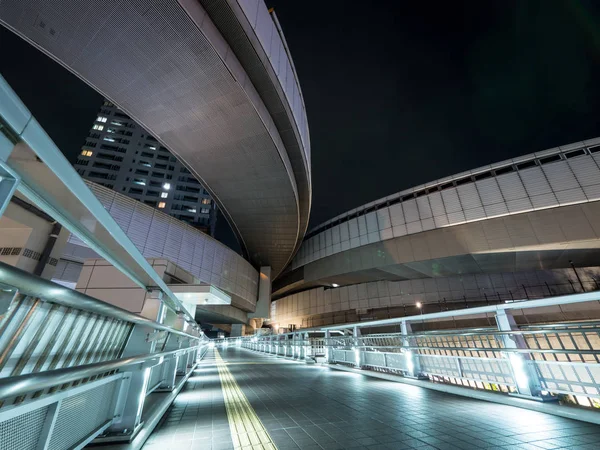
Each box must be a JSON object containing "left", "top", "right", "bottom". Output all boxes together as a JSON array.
[
  {"left": 230, "top": 291, "right": 600, "bottom": 410},
  {"left": 0, "top": 262, "right": 208, "bottom": 449}
]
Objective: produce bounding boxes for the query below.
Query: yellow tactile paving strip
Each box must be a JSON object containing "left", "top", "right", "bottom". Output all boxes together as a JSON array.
[{"left": 215, "top": 349, "right": 278, "bottom": 450}]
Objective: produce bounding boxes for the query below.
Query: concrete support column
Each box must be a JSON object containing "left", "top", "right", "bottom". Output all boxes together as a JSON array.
[
  {"left": 249, "top": 266, "right": 272, "bottom": 321},
  {"left": 496, "top": 310, "right": 544, "bottom": 398},
  {"left": 231, "top": 324, "right": 245, "bottom": 337}
]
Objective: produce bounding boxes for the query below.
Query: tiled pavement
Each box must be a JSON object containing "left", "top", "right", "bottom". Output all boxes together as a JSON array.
[{"left": 144, "top": 347, "right": 600, "bottom": 450}]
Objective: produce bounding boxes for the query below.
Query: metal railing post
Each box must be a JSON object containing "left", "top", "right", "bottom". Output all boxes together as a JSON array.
[
  {"left": 495, "top": 310, "right": 544, "bottom": 399},
  {"left": 325, "top": 330, "right": 333, "bottom": 363},
  {"left": 108, "top": 323, "right": 156, "bottom": 437},
  {"left": 401, "top": 320, "right": 423, "bottom": 378},
  {"left": 354, "top": 326, "right": 363, "bottom": 369}
]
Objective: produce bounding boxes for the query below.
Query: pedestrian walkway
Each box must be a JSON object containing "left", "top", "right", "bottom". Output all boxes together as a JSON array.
[{"left": 143, "top": 347, "right": 600, "bottom": 450}]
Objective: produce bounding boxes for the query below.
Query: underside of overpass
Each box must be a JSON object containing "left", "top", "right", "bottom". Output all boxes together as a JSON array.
[
  {"left": 275, "top": 201, "right": 600, "bottom": 300},
  {"left": 0, "top": 0, "right": 311, "bottom": 278}
]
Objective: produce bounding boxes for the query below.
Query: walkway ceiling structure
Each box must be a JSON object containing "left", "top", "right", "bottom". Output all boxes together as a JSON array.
[{"left": 0, "top": 0, "right": 311, "bottom": 278}]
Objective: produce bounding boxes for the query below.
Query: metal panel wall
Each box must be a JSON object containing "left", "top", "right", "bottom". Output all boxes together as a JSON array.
[
  {"left": 292, "top": 144, "right": 600, "bottom": 270},
  {"left": 67, "top": 183, "right": 258, "bottom": 305}
]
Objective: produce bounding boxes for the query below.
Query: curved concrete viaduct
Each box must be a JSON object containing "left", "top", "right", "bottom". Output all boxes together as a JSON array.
[
  {"left": 0, "top": 0, "right": 311, "bottom": 277},
  {"left": 274, "top": 139, "right": 600, "bottom": 306}
]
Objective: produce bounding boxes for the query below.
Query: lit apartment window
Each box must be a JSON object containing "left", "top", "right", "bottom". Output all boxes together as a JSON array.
[
  {"left": 96, "top": 116, "right": 107, "bottom": 123},
  {"left": 201, "top": 208, "right": 210, "bottom": 214},
  {"left": 81, "top": 150, "right": 93, "bottom": 157},
  {"left": 163, "top": 183, "right": 171, "bottom": 190},
  {"left": 140, "top": 161, "right": 152, "bottom": 167},
  {"left": 158, "top": 202, "right": 166, "bottom": 209},
  {"left": 201, "top": 198, "right": 211, "bottom": 205},
  {"left": 92, "top": 124, "right": 104, "bottom": 131},
  {"left": 103, "top": 137, "right": 115, "bottom": 142},
  {"left": 187, "top": 208, "right": 197, "bottom": 213},
  {"left": 133, "top": 178, "right": 146, "bottom": 186},
  {"left": 160, "top": 192, "right": 168, "bottom": 198}
]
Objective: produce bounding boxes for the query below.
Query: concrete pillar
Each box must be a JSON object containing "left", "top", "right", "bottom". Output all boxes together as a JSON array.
[
  {"left": 231, "top": 324, "right": 245, "bottom": 337},
  {"left": 249, "top": 266, "right": 272, "bottom": 320}
]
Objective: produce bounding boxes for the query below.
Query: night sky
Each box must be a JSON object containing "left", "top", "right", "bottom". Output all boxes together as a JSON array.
[{"left": 2, "top": 0, "right": 600, "bottom": 239}]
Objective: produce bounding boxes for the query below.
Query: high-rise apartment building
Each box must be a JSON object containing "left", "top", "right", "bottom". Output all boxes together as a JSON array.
[{"left": 74, "top": 100, "right": 216, "bottom": 235}]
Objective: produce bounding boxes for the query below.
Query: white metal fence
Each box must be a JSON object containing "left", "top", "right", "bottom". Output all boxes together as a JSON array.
[
  {"left": 233, "top": 291, "right": 600, "bottom": 409},
  {"left": 0, "top": 263, "right": 209, "bottom": 449}
]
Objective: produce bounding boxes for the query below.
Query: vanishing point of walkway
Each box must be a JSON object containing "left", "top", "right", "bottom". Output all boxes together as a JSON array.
[{"left": 143, "top": 348, "right": 600, "bottom": 450}]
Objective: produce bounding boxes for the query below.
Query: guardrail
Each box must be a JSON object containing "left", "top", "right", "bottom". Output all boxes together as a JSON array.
[
  {"left": 229, "top": 291, "right": 600, "bottom": 410},
  {"left": 0, "top": 262, "right": 208, "bottom": 449}
]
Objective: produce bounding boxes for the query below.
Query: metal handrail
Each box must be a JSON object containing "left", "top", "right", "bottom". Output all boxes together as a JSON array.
[
  {"left": 358, "top": 327, "right": 600, "bottom": 338},
  {"left": 351, "top": 345, "right": 600, "bottom": 355},
  {"left": 0, "top": 344, "right": 203, "bottom": 398},
  {"left": 319, "top": 291, "right": 600, "bottom": 330},
  {"left": 0, "top": 262, "right": 201, "bottom": 341}
]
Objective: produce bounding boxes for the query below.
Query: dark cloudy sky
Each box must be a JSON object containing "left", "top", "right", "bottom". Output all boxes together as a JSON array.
[{"left": 2, "top": 0, "right": 600, "bottom": 238}]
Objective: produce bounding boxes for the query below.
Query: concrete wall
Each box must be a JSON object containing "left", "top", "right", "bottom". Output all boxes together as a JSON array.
[{"left": 272, "top": 266, "right": 600, "bottom": 328}]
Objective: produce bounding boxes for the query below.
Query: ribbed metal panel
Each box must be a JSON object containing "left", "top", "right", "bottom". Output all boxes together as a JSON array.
[
  {"left": 447, "top": 211, "right": 466, "bottom": 224},
  {"left": 530, "top": 193, "right": 558, "bottom": 210},
  {"left": 427, "top": 191, "right": 446, "bottom": 218},
  {"left": 457, "top": 184, "right": 482, "bottom": 211},
  {"left": 416, "top": 196, "right": 433, "bottom": 219},
  {"left": 475, "top": 178, "right": 504, "bottom": 206},
  {"left": 128, "top": 203, "right": 152, "bottom": 251},
  {"left": 357, "top": 215, "right": 368, "bottom": 236},
  {"left": 348, "top": 218, "right": 359, "bottom": 239},
  {"left": 464, "top": 206, "right": 486, "bottom": 222},
  {"left": 506, "top": 198, "right": 533, "bottom": 213},
  {"left": 497, "top": 173, "right": 527, "bottom": 201},
  {"left": 163, "top": 219, "right": 183, "bottom": 262},
  {"left": 520, "top": 167, "right": 552, "bottom": 196},
  {"left": 108, "top": 195, "right": 135, "bottom": 233},
  {"left": 568, "top": 157, "right": 600, "bottom": 187},
  {"left": 389, "top": 204, "right": 405, "bottom": 226},
  {"left": 441, "top": 188, "right": 462, "bottom": 214},
  {"left": 376, "top": 208, "right": 392, "bottom": 230},
  {"left": 555, "top": 188, "right": 586, "bottom": 205},
  {"left": 365, "top": 211, "right": 378, "bottom": 233},
  {"left": 583, "top": 184, "right": 600, "bottom": 200},
  {"left": 407, "top": 221, "right": 423, "bottom": 234},
  {"left": 331, "top": 225, "right": 341, "bottom": 244},
  {"left": 403, "top": 199, "right": 419, "bottom": 223},
  {"left": 543, "top": 161, "right": 580, "bottom": 192},
  {"left": 325, "top": 228, "right": 332, "bottom": 247}
]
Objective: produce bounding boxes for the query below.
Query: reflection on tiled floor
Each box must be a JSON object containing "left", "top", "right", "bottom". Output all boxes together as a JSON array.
[
  {"left": 144, "top": 347, "right": 600, "bottom": 450},
  {"left": 143, "top": 350, "right": 234, "bottom": 450}
]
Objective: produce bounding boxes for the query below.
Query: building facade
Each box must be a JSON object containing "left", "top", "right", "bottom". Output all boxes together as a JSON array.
[
  {"left": 73, "top": 101, "right": 216, "bottom": 234},
  {"left": 272, "top": 137, "right": 600, "bottom": 329}
]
